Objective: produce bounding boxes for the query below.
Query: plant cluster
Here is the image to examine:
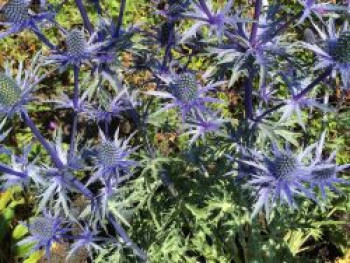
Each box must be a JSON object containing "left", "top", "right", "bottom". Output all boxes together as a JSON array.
[{"left": 0, "top": 0, "right": 349, "bottom": 262}]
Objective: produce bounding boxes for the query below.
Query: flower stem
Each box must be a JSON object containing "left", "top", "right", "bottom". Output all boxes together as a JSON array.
[
  {"left": 294, "top": 66, "right": 333, "bottom": 100},
  {"left": 21, "top": 110, "right": 64, "bottom": 168},
  {"left": 198, "top": 0, "right": 213, "bottom": 20},
  {"left": 75, "top": 0, "right": 94, "bottom": 35},
  {"left": 21, "top": 110, "right": 94, "bottom": 199},
  {"left": 114, "top": 0, "right": 127, "bottom": 38},
  {"left": 69, "top": 65, "right": 80, "bottom": 160},
  {"left": 108, "top": 213, "right": 147, "bottom": 261},
  {"left": 250, "top": 0, "right": 262, "bottom": 44},
  {"left": 244, "top": 69, "right": 254, "bottom": 120},
  {"left": 32, "top": 25, "right": 57, "bottom": 50},
  {"left": 0, "top": 163, "right": 27, "bottom": 178}
]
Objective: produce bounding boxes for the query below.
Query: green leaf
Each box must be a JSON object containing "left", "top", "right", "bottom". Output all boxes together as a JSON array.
[
  {"left": 12, "top": 224, "right": 28, "bottom": 240},
  {"left": 23, "top": 250, "right": 43, "bottom": 263}
]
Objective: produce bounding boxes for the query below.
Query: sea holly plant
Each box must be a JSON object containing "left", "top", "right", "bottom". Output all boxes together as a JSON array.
[{"left": 0, "top": 0, "right": 348, "bottom": 262}]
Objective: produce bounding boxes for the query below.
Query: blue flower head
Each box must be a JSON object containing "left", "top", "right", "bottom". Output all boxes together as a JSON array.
[
  {"left": 146, "top": 71, "right": 224, "bottom": 123},
  {"left": 87, "top": 129, "right": 137, "bottom": 186},
  {"left": 46, "top": 28, "right": 105, "bottom": 70},
  {"left": 0, "top": 0, "right": 55, "bottom": 39},
  {"left": 0, "top": 56, "right": 43, "bottom": 117},
  {"left": 303, "top": 19, "right": 350, "bottom": 89},
  {"left": 307, "top": 132, "right": 350, "bottom": 200},
  {"left": 17, "top": 212, "right": 69, "bottom": 259},
  {"left": 245, "top": 143, "right": 318, "bottom": 219}
]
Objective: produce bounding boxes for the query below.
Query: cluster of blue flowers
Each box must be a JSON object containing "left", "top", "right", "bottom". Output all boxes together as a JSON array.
[{"left": 0, "top": 0, "right": 348, "bottom": 261}]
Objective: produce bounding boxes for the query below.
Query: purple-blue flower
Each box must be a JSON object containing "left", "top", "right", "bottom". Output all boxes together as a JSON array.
[
  {"left": 0, "top": 0, "right": 56, "bottom": 40},
  {"left": 146, "top": 72, "right": 224, "bottom": 123},
  {"left": 307, "top": 132, "right": 350, "bottom": 200},
  {"left": 87, "top": 129, "right": 138, "bottom": 186},
  {"left": 0, "top": 54, "right": 44, "bottom": 117},
  {"left": 244, "top": 143, "right": 319, "bottom": 218},
  {"left": 45, "top": 28, "right": 105, "bottom": 71},
  {"left": 17, "top": 212, "right": 69, "bottom": 258},
  {"left": 302, "top": 19, "right": 350, "bottom": 89}
]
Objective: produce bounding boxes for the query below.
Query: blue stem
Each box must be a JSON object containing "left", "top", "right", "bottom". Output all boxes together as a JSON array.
[
  {"left": 21, "top": 110, "right": 64, "bottom": 168},
  {"left": 294, "top": 67, "right": 333, "bottom": 100},
  {"left": 21, "top": 110, "right": 94, "bottom": 199},
  {"left": 0, "top": 163, "right": 27, "bottom": 178},
  {"left": 114, "top": 0, "right": 127, "bottom": 38},
  {"left": 198, "top": 0, "right": 213, "bottom": 20},
  {"left": 75, "top": 0, "right": 94, "bottom": 34},
  {"left": 108, "top": 213, "right": 147, "bottom": 261},
  {"left": 69, "top": 65, "right": 80, "bottom": 159},
  {"left": 250, "top": 0, "right": 262, "bottom": 44},
  {"left": 244, "top": 70, "right": 254, "bottom": 120},
  {"left": 32, "top": 25, "right": 57, "bottom": 50}
]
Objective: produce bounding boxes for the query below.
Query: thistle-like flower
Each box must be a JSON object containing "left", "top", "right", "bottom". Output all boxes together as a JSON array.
[
  {"left": 45, "top": 28, "right": 105, "bottom": 71},
  {"left": 17, "top": 212, "right": 69, "bottom": 258},
  {"left": 0, "top": 55, "right": 43, "bottom": 117},
  {"left": 307, "top": 132, "right": 350, "bottom": 200},
  {"left": 146, "top": 72, "right": 224, "bottom": 123},
  {"left": 87, "top": 129, "right": 138, "bottom": 187},
  {"left": 303, "top": 19, "right": 350, "bottom": 89},
  {"left": 0, "top": 0, "right": 55, "bottom": 39},
  {"left": 244, "top": 143, "right": 318, "bottom": 218}
]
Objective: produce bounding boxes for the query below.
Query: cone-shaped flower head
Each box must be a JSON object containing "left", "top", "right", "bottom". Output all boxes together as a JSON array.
[
  {"left": 87, "top": 129, "right": 138, "bottom": 186},
  {"left": 0, "top": 0, "right": 56, "bottom": 40},
  {"left": 327, "top": 31, "right": 350, "bottom": 63},
  {"left": 146, "top": 71, "right": 224, "bottom": 124},
  {"left": 97, "top": 141, "right": 123, "bottom": 168},
  {"left": 45, "top": 28, "right": 105, "bottom": 70},
  {"left": 2, "top": 0, "right": 29, "bottom": 24},
  {"left": 29, "top": 217, "right": 59, "bottom": 242},
  {"left": 305, "top": 132, "right": 350, "bottom": 200},
  {"left": 172, "top": 72, "right": 198, "bottom": 103},
  {"left": 244, "top": 144, "right": 319, "bottom": 219},
  {"left": 0, "top": 73, "right": 22, "bottom": 109},
  {"left": 267, "top": 154, "right": 299, "bottom": 180},
  {"left": 66, "top": 29, "right": 88, "bottom": 58},
  {"left": 18, "top": 213, "right": 68, "bottom": 258}
]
